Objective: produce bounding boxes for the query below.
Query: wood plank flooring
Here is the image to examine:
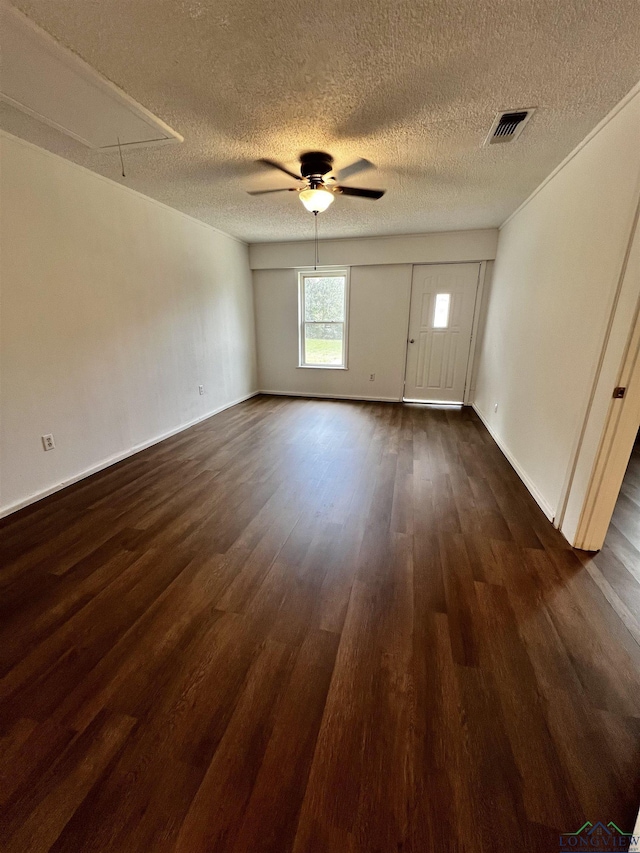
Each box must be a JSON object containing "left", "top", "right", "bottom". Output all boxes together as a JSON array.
[{"left": 1, "top": 394, "right": 639, "bottom": 852}]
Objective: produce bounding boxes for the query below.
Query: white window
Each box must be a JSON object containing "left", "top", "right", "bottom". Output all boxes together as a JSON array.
[{"left": 298, "top": 270, "right": 349, "bottom": 369}]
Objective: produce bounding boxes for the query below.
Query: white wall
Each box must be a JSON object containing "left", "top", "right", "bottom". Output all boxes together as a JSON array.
[
  {"left": 252, "top": 230, "right": 497, "bottom": 401},
  {"left": 250, "top": 229, "right": 498, "bottom": 270},
  {"left": 254, "top": 265, "right": 413, "bottom": 400},
  {"left": 0, "top": 132, "right": 257, "bottom": 516},
  {"left": 474, "top": 84, "right": 640, "bottom": 525}
]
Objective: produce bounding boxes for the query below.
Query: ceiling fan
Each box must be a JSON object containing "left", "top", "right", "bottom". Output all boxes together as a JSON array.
[{"left": 247, "top": 151, "right": 386, "bottom": 213}]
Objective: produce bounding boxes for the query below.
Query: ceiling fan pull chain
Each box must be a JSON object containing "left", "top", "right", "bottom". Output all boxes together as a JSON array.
[
  {"left": 117, "top": 136, "right": 126, "bottom": 178},
  {"left": 314, "top": 211, "right": 318, "bottom": 270}
]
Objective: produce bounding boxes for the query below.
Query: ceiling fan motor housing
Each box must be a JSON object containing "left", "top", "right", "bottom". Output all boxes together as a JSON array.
[{"left": 300, "top": 151, "right": 334, "bottom": 180}]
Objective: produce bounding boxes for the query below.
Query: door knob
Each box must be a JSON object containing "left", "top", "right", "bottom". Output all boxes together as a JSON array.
[{"left": 409, "top": 339, "right": 415, "bottom": 343}]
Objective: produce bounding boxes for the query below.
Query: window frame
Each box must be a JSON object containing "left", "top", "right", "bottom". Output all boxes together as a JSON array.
[{"left": 297, "top": 268, "right": 350, "bottom": 370}]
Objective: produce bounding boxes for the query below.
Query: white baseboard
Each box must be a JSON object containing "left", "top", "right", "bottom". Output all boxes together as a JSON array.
[
  {"left": 472, "top": 403, "right": 555, "bottom": 522},
  {"left": 259, "top": 389, "right": 401, "bottom": 403},
  {"left": 0, "top": 391, "right": 259, "bottom": 520}
]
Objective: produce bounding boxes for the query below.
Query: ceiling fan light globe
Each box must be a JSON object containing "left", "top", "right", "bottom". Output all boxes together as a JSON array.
[{"left": 299, "top": 187, "right": 334, "bottom": 213}]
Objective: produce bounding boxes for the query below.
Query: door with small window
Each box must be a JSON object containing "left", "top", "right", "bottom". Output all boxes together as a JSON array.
[{"left": 404, "top": 263, "right": 480, "bottom": 403}]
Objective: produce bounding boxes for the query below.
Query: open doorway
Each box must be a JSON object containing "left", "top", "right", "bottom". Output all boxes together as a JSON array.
[{"left": 603, "top": 428, "right": 640, "bottom": 561}]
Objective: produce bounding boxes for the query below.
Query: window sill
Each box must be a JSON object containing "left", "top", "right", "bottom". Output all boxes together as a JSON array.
[{"left": 297, "top": 365, "right": 349, "bottom": 370}]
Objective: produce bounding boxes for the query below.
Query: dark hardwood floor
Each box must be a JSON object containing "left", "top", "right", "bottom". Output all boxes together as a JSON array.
[{"left": 1, "top": 395, "right": 639, "bottom": 852}]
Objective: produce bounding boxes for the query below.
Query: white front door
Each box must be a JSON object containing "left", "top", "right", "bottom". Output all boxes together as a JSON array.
[{"left": 404, "top": 263, "right": 480, "bottom": 403}]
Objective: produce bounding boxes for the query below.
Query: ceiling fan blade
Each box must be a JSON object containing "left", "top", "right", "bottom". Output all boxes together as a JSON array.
[
  {"left": 335, "top": 158, "right": 374, "bottom": 181},
  {"left": 257, "top": 158, "right": 301, "bottom": 181},
  {"left": 247, "top": 187, "right": 298, "bottom": 195},
  {"left": 335, "top": 186, "right": 385, "bottom": 199}
]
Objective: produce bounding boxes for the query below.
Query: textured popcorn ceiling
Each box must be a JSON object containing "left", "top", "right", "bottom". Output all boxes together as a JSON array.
[{"left": 2, "top": 0, "right": 640, "bottom": 242}]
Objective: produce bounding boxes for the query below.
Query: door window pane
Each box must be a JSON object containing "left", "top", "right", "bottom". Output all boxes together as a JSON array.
[
  {"left": 304, "top": 322, "right": 343, "bottom": 365},
  {"left": 433, "top": 293, "right": 451, "bottom": 328}
]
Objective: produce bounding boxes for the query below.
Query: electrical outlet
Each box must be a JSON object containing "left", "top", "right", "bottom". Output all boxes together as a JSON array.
[
  {"left": 198, "top": 385, "right": 204, "bottom": 395},
  {"left": 369, "top": 373, "right": 375, "bottom": 382},
  {"left": 42, "top": 434, "right": 55, "bottom": 451},
  {"left": 494, "top": 403, "right": 498, "bottom": 413}
]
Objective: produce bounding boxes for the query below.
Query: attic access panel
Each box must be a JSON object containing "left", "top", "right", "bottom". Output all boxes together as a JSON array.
[{"left": 0, "top": 1, "right": 183, "bottom": 150}]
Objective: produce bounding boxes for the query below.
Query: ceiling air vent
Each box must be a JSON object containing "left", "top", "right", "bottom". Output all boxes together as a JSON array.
[{"left": 484, "top": 108, "right": 535, "bottom": 146}]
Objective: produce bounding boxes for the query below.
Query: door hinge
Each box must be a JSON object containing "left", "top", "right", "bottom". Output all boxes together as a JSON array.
[{"left": 613, "top": 386, "right": 626, "bottom": 399}]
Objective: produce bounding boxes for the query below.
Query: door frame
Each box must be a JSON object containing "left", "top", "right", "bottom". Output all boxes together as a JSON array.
[
  {"left": 463, "top": 261, "right": 488, "bottom": 405},
  {"left": 574, "top": 306, "right": 640, "bottom": 549},
  {"left": 402, "top": 260, "right": 488, "bottom": 405},
  {"left": 561, "top": 287, "right": 640, "bottom": 550},
  {"left": 557, "top": 196, "right": 640, "bottom": 550}
]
